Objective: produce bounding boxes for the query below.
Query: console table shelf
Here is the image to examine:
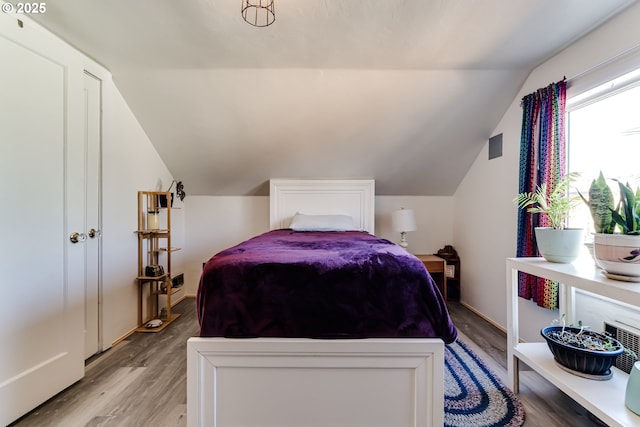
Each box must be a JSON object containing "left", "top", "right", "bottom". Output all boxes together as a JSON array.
[{"left": 507, "top": 257, "right": 640, "bottom": 427}]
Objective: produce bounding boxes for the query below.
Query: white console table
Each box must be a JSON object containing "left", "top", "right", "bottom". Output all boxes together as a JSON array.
[{"left": 507, "top": 257, "right": 640, "bottom": 427}]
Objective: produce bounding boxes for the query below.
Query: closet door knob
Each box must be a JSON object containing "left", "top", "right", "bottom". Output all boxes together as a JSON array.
[
  {"left": 69, "top": 232, "right": 87, "bottom": 243},
  {"left": 88, "top": 228, "right": 102, "bottom": 238}
]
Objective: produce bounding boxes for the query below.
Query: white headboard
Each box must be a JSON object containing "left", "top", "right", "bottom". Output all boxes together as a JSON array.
[{"left": 270, "top": 179, "right": 375, "bottom": 233}]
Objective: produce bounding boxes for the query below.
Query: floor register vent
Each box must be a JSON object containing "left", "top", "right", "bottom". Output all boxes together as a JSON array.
[{"left": 605, "top": 321, "right": 640, "bottom": 374}]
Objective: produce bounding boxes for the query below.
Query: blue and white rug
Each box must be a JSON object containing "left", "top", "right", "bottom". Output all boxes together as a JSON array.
[{"left": 445, "top": 339, "right": 525, "bottom": 427}]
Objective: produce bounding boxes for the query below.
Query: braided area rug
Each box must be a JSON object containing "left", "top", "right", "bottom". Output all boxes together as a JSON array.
[{"left": 445, "top": 339, "right": 525, "bottom": 427}]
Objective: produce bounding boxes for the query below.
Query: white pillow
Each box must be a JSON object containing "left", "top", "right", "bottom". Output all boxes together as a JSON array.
[{"left": 289, "top": 213, "right": 356, "bottom": 231}]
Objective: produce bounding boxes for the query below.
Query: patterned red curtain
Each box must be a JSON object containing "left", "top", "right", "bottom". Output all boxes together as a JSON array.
[{"left": 516, "top": 80, "right": 566, "bottom": 309}]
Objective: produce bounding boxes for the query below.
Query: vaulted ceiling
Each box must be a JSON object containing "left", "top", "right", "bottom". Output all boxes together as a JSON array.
[{"left": 30, "top": 0, "right": 637, "bottom": 195}]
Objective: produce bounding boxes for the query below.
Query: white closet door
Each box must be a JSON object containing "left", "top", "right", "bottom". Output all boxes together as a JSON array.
[
  {"left": 83, "top": 72, "right": 102, "bottom": 360},
  {"left": 0, "top": 18, "right": 84, "bottom": 425}
]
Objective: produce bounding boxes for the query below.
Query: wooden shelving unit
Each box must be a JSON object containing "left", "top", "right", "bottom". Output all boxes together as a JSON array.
[
  {"left": 135, "top": 191, "right": 181, "bottom": 333},
  {"left": 507, "top": 257, "right": 640, "bottom": 427}
]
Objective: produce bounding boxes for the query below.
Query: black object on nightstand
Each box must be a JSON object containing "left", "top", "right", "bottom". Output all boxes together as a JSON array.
[{"left": 436, "top": 245, "right": 460, "bottom": 301}]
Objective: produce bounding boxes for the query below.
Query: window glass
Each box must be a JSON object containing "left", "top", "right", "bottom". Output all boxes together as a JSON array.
[{"left": 568, "top": 72, "right": 640, "bottom": 235}]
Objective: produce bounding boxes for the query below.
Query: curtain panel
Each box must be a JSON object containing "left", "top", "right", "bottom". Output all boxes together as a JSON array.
[{"left": 516, "top": 80, "right": 566, "bottom": 310}]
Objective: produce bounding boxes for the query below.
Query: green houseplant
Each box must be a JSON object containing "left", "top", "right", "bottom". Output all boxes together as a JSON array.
[
  {"left": 578, "top": 171, "right": 615, "bottom": 234},
  {"left": 514, "top": 172, "right": 584, "bottom": 263},
  {"left": 514, "top": 172, "right": 582, "bottom": 229},
  {"left": 582, "top": 172, "right": 640, "bottom": 277},
  {"left": 610, "top": 179, "right": 640, "bottom": 235},
  {"left": 541, "top": 314, "right": 634, "bottom": 378}
]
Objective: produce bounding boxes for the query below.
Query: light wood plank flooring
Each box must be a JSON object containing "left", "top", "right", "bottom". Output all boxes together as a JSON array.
[
  {"left": 11, "top": 299, "right": 607, "bottom": 426},
  {"left": 447, "top": 302, "right": 607, "bottom": 427}
]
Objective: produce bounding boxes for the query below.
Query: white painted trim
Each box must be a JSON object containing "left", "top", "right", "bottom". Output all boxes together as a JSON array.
[
  {"left": 269, "top": 178, "right": 375, "bottom": 233},
  {"left": 187, "top": 337, "right": 444, "bottom": 427}
]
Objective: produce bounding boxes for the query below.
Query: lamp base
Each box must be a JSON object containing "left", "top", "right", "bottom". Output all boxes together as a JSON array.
[{"left": 399, "top": 232, "right": 409, "bottom": 248}]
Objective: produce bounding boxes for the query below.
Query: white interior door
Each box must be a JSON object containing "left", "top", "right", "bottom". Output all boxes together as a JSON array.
[
  {"left": 83, "top": 72, "right": 102, "bottom": 359},
  {"left": 0, "top": 17, "right": 84, "bottom": 425}
]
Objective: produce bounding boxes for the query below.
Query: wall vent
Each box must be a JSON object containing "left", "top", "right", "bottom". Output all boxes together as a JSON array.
[
  {"left": 172, "top": 273, "right": 184, "bottom": 288},
  {"left": 488, "top": 133, "right": 503, "bottom": 160},
  {"left": 605, "top": 321, "right": 640, "bottom": 374}
]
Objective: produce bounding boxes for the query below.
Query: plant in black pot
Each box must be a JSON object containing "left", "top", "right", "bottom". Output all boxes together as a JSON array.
[
  {"left": 541, "top": 315, "right": 635, "bottom": 379},
  {"left": 159, "top": 180, "right": 186, "bottom": 208}
]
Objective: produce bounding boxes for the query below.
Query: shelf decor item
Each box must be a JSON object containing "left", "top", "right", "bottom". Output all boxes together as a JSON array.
[
  {"left": 541, "top": 325, "right": 624, "bottom": 378},
  {"left": 514, "top": 172, "right": 584, "bottom": 263},
  {"left": 626, "top": 361, "right": 640, "bottom": 415},
  {"left": 159, "top": 180, "right": 186, "bottom": 208},
  {"left": 145, "top": 265, "right": 164, "bottom": 277},
  {"left": 581, "top": 172, "right": 640, "bottom": 278},
  {"left": 147, "top": 208, "right": 160, "bottom": 229},
  {"left": 158, "top": 193, "right": 173, "bottom": 208}
]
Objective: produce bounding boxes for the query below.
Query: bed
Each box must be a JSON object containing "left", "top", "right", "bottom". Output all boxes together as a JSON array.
[{"left": 187, "top": 179, "right": 457, "bottom": 427}]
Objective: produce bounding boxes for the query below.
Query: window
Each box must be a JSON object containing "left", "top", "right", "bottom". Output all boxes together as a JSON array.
[{"left": 567, "top": 68, "right": 640, "bottom": 235}]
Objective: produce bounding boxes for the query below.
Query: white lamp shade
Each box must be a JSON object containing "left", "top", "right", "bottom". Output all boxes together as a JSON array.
[{"left": 392, "top": 209, "right": 417, "bottom": 233}]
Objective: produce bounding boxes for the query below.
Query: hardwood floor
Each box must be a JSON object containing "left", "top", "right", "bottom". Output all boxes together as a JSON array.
[
  {"left": 11, "top": 299, "right": 607, "bottom": 427},
  {"left": 447, "top": 302, "right": 606, "bottom": 427},
  {"left": 10, "top": 298, "right": 200, "bottom": 427}
]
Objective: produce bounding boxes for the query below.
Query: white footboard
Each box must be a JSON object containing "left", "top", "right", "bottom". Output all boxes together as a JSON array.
[{"left": 187, "top": 338, "right": 444, "bottom": 427}]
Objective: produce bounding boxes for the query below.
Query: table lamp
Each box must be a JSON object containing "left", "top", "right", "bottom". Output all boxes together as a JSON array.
[{"left": 392, "top": 208, "right": 417, "bottom": 249}]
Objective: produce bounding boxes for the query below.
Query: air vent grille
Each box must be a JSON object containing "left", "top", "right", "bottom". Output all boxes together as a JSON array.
[
  {"left": 171, "top": 273, "right": 184, "bottom": 288},
  {"left": 605, "top": 322, "right": 640, "bottom": 374}
]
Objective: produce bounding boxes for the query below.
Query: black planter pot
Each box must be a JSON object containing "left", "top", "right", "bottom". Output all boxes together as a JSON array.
[{"left": 541, "top": 326, "right": 624, "bottom": 376}]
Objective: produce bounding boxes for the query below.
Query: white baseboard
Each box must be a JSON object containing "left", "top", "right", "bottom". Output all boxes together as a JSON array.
[{"left": 459, "top": 301, "right": 507, "bottom": 334}]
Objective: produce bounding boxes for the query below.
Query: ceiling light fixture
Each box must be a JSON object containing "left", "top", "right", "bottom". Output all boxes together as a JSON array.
[{"left": 241, "top": 0, "right": 275, "bottom": 27}]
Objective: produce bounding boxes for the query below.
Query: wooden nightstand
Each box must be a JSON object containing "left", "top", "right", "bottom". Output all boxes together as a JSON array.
[
  {"left": 436, "top": 245, "right": 460, "bottom": 301},
  {"left": 415, "top": 254, "right": 447, "bottom": 300}
]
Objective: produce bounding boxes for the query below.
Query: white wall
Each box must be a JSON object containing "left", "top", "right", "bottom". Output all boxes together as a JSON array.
[
  {"left": 454, "top": 2, "right": 640, "bottom": 342},
  {"left": 101, "top": 85, "right": 178, "bottom": 346},
  {"left": 182, "top": 195, "right": 454, "bottom": 297},
  {"left": 375, "top": 196, "right": 454, "bottom": 256},
  {"left": 183, "top": 196, "right": 270, "bottom": 298}
]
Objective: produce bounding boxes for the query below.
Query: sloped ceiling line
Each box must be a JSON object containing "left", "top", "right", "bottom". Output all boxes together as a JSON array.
[{"left": 30, "top": 0, "right": 638, "bottom": 195}]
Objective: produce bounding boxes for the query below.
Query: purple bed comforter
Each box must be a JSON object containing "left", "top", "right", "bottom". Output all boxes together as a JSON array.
[{"left": 197, "top": 230, "right": 457, "bottom": 343}]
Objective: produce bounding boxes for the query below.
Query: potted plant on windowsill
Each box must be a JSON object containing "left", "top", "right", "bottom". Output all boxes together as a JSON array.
[
  {"left": 581, "top": 172, "right": 640, "bottom": 279},
  {"left": 514, "top": 172, "right": 584, "bottom": 263}
]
